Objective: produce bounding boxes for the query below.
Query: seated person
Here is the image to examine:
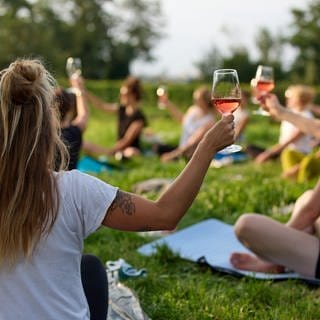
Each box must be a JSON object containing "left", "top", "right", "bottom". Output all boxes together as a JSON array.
[
  {"left": 229, "top": 91, "right": 320, "bottom": 278},
  {"left": 230, "top": 182, "right": 320, "bottom": 278},
  {"left": 252, "top": 85, "right": 315, "bottom": 166},
  {"left": 0, "top": 58, "right": 236, "bottom": 319},
  {"left": 280, "top": 85, "right": 318, "bottom": 178},
  {"left": 282, "top": 149, "right": 320, "bottom": 183},
  {"left": 83, "top": 76, "right": 147, "bottom": 159},
  {"left": 55, "top": 75, "right": 89, "bottom": 170},
  {"left": 154, "top": 86, "right": 216, "bottom": 162}
]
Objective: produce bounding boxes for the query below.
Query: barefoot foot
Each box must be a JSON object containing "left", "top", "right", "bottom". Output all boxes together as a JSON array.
[{"left": 230, "top": 252, "right": 284, "bottom": 274}]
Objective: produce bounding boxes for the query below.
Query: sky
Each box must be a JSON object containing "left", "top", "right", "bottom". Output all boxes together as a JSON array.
[{"left": 131, "top": 0, "right": 306, "bottom": 79}]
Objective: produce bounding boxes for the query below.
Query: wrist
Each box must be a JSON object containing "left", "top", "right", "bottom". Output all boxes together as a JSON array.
[
  {"left": 197, "top": 139, "right": 217, "bottom": 158},
  {"left": 72, "top": 88, "right": 83, "bottom": 97}
]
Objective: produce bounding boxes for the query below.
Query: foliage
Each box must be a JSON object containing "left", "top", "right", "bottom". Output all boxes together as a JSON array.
[
  {"left": 0, "top": 0, "right": 164, "bottom": 79},
  {"left": 83, "top": 81, "right": 320, "bottom": 319},
  {"left": 194, "top": 46, "right": 223, "bottom": 81},
  {"left": 287, "top": 0, "right": 320, "bottom": 84},
  {"left": 222, "top": 47, "right": 257, "bottom": 83},
  {"left": 195, "top": 0, "right": 320, "bottom": 85}
]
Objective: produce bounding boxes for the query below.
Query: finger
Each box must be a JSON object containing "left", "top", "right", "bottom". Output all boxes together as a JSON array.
[{"left": 222, "top": 113, "right": 234, "bottom": 123}]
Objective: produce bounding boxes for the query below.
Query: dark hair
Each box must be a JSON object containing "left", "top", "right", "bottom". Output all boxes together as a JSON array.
[
  {"left": 55, "top": 88, "right": 77, "bottom": 121},
  {"left": 123, "top": 76, "right": 142, "bottom": 101}
]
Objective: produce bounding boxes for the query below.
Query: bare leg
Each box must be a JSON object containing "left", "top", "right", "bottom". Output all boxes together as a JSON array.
[
  {"left": 82, "top": 141, "right": 113, "bottom": 157},
  {"left": 231, "top": 213, "right": 319, "bottom": 277},
  {"left": 122, "top": 147, "right": 141, "bottom": 158},
  {"left": 282, "top": 164, "right": 299, "bottom": 180}
]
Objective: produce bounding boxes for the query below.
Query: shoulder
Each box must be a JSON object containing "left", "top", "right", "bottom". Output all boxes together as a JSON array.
[
  {"left": 183, "top": 106, "right": 198, "bottom": 119},
  {"left": 133, "top": 108, "right": 147, "bottom": 123},
  {"left": 56, "top": 170, "right": 118, "bottom": 202},
  {"left": 187, "top": 105, "right": 199, "bottom": 114},
  {"left": 56, "top": 170, "right": 105, "bottom": 189}
]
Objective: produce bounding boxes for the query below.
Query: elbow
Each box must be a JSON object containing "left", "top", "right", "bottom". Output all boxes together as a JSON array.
[
  {"left": 158, "top": 217, "right": 177, "bottom": 231},
  {"left": 155, "top": 205, "right": 180, "bottom": 231}
]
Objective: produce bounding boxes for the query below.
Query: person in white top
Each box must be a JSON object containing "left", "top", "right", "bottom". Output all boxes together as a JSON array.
[
  {"left": 0, "top": 59, "right": 235, "bottom": 320},
  {"left": 155, "top": 86, "right": 216, "bottom": 162},
  {"left": 254, "top": 85, "right": 315, "bottom": 165},
  {"left": 278, "top": 85, "right": 319, "bottom": 181}
]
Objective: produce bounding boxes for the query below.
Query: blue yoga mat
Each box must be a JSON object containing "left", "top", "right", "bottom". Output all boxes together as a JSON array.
[
  {"left": 138, "top": 218, "right": 320, "bottom": 284},
  {"left": 77, "top": 156, "right": 118, "bottom": 174}
]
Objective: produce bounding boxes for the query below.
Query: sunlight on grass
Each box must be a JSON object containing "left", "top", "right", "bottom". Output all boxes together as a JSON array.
[{"left": 83, "top": 81, "right": 319, "bottom": 319}]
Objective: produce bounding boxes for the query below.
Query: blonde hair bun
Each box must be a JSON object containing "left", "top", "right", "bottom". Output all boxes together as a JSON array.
[{"left": 2, "top": 59, "right": 45, "bottom": 106}]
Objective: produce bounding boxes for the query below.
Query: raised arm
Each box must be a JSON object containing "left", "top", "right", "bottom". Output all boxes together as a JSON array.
[
  {"left": 69, "top": 76, "right": 89, "bottom": 132},
  {"left": 286, "top": 180, "right": 320, "bottom": 231},
  {"left": 255, "top": 130, "right": 303, "bottom": 164},
  {"left": 85, "top": 90, "right": 118, "bottom": 113},
  {"left": 262, "top": 94, "right": 320, "bottom": 139},
  {"left": 102, "top": 115, "right": 235, "bottom": 231},
  {"left": 159, "top": 93, "right": 184, "bottom": 123}
]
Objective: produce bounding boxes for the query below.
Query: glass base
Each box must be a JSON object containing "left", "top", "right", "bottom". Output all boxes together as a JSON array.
[{"left": 217, "top": 144, "right": 242, "bottom": 155}]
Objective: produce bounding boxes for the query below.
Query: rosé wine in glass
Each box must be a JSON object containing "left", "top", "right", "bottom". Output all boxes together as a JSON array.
[
  {"left": 211, "top": 69, "right": 242, "bottom": 154},
  {"left": 256, "top": 80, "right": 274, "bottom": 94},
  {"left": 252, "top": 65, "right": 274, "bottom": 116},
  {"left": 212, "top": 97, "right": 241, "bottom": 114}
]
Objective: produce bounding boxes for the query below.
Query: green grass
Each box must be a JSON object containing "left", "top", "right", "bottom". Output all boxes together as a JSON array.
[{"left": 83, "top": 88, "right": 320, "bottom": 320}]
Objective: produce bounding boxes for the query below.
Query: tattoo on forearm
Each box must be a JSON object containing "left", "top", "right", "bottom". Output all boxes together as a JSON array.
[{"left": 109, "top": 190, "right": 135, "bottom": 216}]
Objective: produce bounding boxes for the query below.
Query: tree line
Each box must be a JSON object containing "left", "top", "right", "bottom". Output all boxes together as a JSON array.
[
  {"left": 0, "top": 0, "right": 164, "bottom": 79},
  {"left": 1, "top": 0, "right": 320, "bottom": 83},
  {"left": 196, "top": 0, "right": 320, "bottom": 84}
]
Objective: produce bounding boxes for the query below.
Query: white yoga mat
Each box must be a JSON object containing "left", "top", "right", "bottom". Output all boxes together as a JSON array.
[{"left": 138, "top": 218, "right": 320, "bottom": 284}]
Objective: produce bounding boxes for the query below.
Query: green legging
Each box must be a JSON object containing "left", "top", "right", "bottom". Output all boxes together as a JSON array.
[{"left": 281, "top": 149, "right": 320, "bottom": 183}]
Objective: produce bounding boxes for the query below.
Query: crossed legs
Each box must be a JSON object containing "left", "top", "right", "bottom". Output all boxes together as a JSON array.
[{"left": 230, "top": 191, "right": 320, "bottom": 278}]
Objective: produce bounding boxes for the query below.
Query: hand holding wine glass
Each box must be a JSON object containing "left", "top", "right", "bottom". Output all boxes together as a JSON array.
[
  {"left": 251, "top": 65, "right": 274, "bottom": 116},
  {"left": 255, "top": 65, "right": 274, "bottom": 95},
  {"left": 66, "top": 57, "right": 82, "bottom": 79},
  {"left": 156, "top": 85, "right": 168, "bottom": 109},
  {"left": 211, "top": 69, "right": 241, "bottom": 154}
]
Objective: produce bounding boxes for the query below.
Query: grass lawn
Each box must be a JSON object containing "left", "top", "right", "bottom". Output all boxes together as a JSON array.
[{"left": 82, "top": 90, "right": 320, "bottom": 320}]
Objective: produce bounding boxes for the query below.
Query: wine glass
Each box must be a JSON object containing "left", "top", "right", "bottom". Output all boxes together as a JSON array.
[
  {"left": 211, "top": 69, "right": 242, "bottom": 154},
  {"left": 255, "top": 65, "right": 274, "bottom": 94},
  {"left": 156, "top": 85, "right": 168, "bottom": 110},
  {"left": 251, "top": 65, "right": 274, "bottom": 116},
  {"left": 66, "top": 57, "right": 82, "bottom": 78}
]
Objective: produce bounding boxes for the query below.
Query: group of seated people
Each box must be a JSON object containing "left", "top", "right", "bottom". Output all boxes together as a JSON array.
[
  {"left": 62, "top": 74, "right": 250, "bottom": 167},
  {"left": 63, "top": 73, "right": 320, "bottom": 184},
  {"left": 2, "top": 58, "right": 320, "bottom": 320}
]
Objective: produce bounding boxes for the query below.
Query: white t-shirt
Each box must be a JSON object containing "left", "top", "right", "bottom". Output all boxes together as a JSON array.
[
  {"left": 279, "top": 109, "right": 314, "bottom": 154},
  {"left": 179, "top": 106, "right": 214, "bottom": 147},
  {"left": 0, "top": 170, "right": 118, "bottom": 320}
]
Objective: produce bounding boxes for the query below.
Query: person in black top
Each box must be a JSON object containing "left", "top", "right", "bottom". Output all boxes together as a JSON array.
[
  {"left": 83, "top": 76, "right": 147, "bottom": 159},
  {"left": 55, "top": 76, "right": 89, "bottom": 170}
]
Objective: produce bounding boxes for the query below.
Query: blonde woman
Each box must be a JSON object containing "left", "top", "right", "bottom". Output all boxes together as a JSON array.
[
  {"left": 254, "top": 85, "right": 315, "bottom": 165},
  {"left": 155, "top": 86, "right": 216, "bottom": 162},
  {"left": 0, "top": 59, "right": 235, "bottom": 319}
]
